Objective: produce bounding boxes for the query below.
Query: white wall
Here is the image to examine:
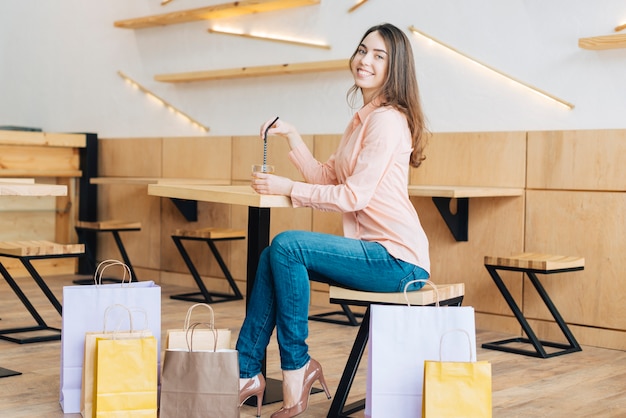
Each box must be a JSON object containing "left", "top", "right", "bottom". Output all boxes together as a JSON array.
[{"left": 1, "top": 0, "right": 625, "bottom": 138}]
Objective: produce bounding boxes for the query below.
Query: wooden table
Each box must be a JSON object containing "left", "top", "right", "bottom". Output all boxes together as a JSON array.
[
  {"left": 408, "top": 185, "right": 524, "bottom": 241},
  {"left": 148, "top": 183, "right": 290, "bottom": 404},
  {"left": 0, "top": 179, "right": 68, "bottom": 378}
]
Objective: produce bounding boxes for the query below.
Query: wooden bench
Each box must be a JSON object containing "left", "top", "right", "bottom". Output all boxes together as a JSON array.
[
  {"left": 74, "top": 220, "right": 141, "bottom": 283},
  {"left": 171, "top": 227, "right": 245, "bottom": 304},
  {"left": 0, "top": 240, "right": 84, "bottom": 343},
  {"left": 325, "top": 282, "right": 465, "bottom": 418},
  {"left": 482, "top": 253, "right": 584, "bottom": 358}
]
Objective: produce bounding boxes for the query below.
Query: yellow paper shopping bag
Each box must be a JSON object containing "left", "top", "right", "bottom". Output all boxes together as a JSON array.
[
  {"left": 82, "top": 304, "right": 153, "bottom": 418},
  {"left": 422, "top": 330, "right": 492, "bottom": 418},
  {"left": 93, "top": 335, "right": 158, "bottom": 417}
]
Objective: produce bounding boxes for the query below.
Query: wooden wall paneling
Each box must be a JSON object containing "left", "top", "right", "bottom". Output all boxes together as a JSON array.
[
  {"left": 524, "top": 190, "right": 626, "bottom": 338},
  {"left": 413, "top": 193, "right": 525, "bottom": 321},
  {"left": 98, "top": 138, "right": 163, "bottom": 177},
  {"left": 96, "top": 138, "right": 163, "bottom": 275},
  {"left": 410, "top": 131, "right": 527, "bottom": 188},
  {"left": 527, "top": 129, "right": 626, "bottom": 191},
  {"left": 162, "top": 136, "right": 232, "bottom": 180}
]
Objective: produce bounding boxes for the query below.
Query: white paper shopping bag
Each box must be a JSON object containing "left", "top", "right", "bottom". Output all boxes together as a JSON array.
[
  {"left": 59, "top": 260, "right": 161, "bottom": 414},
  {"left": 365, "top": 281, "right": 475, "bottom": 418}
]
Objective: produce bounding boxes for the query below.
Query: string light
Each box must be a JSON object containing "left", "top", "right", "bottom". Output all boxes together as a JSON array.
[
  {"left": 408, "top": 26, "right": 574, "bottom": 110},
  {"left": 117, "top": 70, "right": 209, "bottom": 132}
]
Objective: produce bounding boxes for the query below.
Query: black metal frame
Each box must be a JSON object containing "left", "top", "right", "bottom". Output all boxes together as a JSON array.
[
  {"left": 309, "top": 303, "right": 364, "bottom": 326},
  {"left": 326, "top": 295, "right": 465, "bottom": 417},
  {"left": 170, "top": 234, "right": 244, "bottom": 304},
  {"left": 432, "top": 197, "right": 469, "bottom": 242},
  {"left": 482, "top": 263, "right": 583, "bottom": 358},
  {"left": 74, "top": 225, "right": 140, "bottom": 284},
  {"left": 0, "top": 252, "right": 82, "bottom": 344}
]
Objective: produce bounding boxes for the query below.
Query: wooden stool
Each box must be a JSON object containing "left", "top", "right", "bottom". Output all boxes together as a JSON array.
[
  {"left": 0, "top": 240, "right": 84, "bottom": 343},
  {"left": 326, "top": 283, "right": 465, "bottom": 418},
  {"left": 171, "top": 227, "right": 245, "bottom": 304},
  {"left": 482, "top": 253, "right": 584, "bottom": 358},
  {"left": 74, "top": 220, "right": 141, "bottom": 283}
]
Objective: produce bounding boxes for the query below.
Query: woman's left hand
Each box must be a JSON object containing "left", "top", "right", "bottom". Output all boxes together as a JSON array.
[{"left": 251, "top": 172, "right": 294, "bottom": 196}]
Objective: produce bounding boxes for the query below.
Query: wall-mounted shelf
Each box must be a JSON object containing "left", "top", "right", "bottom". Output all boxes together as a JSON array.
[
  {"left": 154, "top": 59, "right": 347, "bottom": 83},
  {"left": 578, "top": 33, "right": 626, "bottom": 50},
  {"left": 114, "top": 0, "right": 320, "bottom": 29}
]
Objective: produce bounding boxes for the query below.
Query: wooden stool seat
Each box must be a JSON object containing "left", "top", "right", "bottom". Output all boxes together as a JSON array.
[
  {"left": 485, "top": 253, "right": 585, "bottom": 271},
  {"left": 0, "top": 240, "right": 84, "bottom": 257},
  {"left": 326, "top": 283, "right": 465, "bottom": 417},
  {"left": 482, "top": 252, "right": 584, "bottom": 359},
  {"left": 171, "top": 227, "right": 245, "bottom": 304},
  {"left": 174, "top": 227, "right": 246, "bottom": 240},
  {"left": 74, "top": 220, "right": 141, "bottom": 283},
  {"left": 0, "top": 240, "right": 85, "bottom": 344},
  {"left": 75, "top": 220, "right": 142, "bottom": 231}
]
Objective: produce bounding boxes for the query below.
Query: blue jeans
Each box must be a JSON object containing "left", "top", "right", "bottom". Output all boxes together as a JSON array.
[{"left": 235, "top": 230, "right": 429, "bottom": 378}]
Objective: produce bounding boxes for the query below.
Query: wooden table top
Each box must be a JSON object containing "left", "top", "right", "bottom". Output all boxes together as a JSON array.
[
  {"left": 407, "top": 185, "right": 524, "bottom": 198},
  {"left": 0, "top": 179, "right": 67, "bottom": 196},
  {"left": 148, "top": 184, "right": 292, "bottom": 208},
  {"left": 90, "top": 177, "right": 230, "bottom": 186},
  {"left": 147, "top": 183, "right": 523, "bottom": 208}
]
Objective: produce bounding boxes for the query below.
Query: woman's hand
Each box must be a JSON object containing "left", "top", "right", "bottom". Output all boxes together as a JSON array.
[
  {"left": 251, "top": 172, "right": 294, "bottom": 196},
  {"left": 259, "top": 117, "right": 304, "bottom": 150},
  {"left": 260, "top": 117, "right": 292, "bottom": 139}
]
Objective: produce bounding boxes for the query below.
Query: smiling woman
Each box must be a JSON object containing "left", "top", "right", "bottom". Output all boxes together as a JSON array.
[{"left": 237, "top": 23, "right": 432, "bottom": 418}]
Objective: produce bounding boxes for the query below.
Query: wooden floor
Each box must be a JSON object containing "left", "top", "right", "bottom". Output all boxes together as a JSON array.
[{"left": 0, "top": 273, "right": 625, "bottom": 417}]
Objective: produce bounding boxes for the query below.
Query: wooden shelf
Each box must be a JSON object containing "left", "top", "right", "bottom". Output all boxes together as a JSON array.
[
  {"left": 154, "top": 59, "right": 348, "bottom": 83},
  {"left": 114, "top": 0, "right": 320, "bottom": 29},
  {"left": 578, "top": 33, "right": 626, "bottom": 50}
]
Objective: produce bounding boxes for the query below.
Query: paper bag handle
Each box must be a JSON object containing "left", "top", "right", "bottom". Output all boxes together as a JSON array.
[
  {"left": 403, "top": 279, "right": 440, "bottom": 307},
  {"left": 102, "top": 304, "right": 133, "bottom": 334},
  {"left": 183, "top": 303, "right": 215, "bottom": 331},
  {"left": 439, "top": 329, "right": 473, "bottom": 362},
  {"left": 186, "top": 322, "right": 219, "bottom": 352},
  {"left": 94, "top": 259, "right": 132, "bottom": 286}
]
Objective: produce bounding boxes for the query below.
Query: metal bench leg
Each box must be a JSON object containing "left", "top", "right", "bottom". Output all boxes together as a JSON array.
[
  {"left": 170, "top": 236, "right": 243, "bottom": 304},
  {"left": 309, "top": 303, "right": 363, "bottom": 326},
  {"left": 0, "top": 261, "right": 61, "bottom": 343},
  {"left": 111, "top": 230, "right": 138, "bottom": 282},
  {"left": 482, "top": 265, "right": 581, "bottom": 358},
  {"left": 327, "top": 306, "right": 370, "bottom": 417},
  {"left": 206, "top": 239, "right": 243, "bottom": 300}
]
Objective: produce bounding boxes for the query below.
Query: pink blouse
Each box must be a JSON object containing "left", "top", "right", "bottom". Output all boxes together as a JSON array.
[{"left": 289, "top": 102, "right": 430, "bottom": 273}]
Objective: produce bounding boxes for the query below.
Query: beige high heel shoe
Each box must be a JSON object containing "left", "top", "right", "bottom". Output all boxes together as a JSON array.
[
  {"left": 270, "top": 359, "right": 332, "bottom": 418},
  {"left": 239, "top": 373, "right": 266, "bottom": 418}
]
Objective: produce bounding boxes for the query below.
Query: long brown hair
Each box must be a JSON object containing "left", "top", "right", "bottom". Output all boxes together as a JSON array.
[{"left": 348, "top": 23, "right": 428, "bottom": 168}]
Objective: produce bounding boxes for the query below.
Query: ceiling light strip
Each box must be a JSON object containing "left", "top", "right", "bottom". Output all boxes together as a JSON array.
[
  {"left": 408, "top": 26, "right": 574, "bottom": 110},
  {"left": 118, "top": 70, "right": 209, "bottom": 132}
]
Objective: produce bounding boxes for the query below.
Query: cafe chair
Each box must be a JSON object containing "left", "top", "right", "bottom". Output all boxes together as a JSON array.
[
  {"left": 74, "top": 220, "right": 141, "bottom": 284},
  {"left": 170, "top": 227, "right": 245, "bottom": 304},
  {"left": 482, "top": 252, "right": 584, "bottom": 358},
  {"left": 0, "top": 240, "right": 84, "bottom": 343},
  {"left": 325, "top": 282, "right": 465, "bottom": 417}
]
